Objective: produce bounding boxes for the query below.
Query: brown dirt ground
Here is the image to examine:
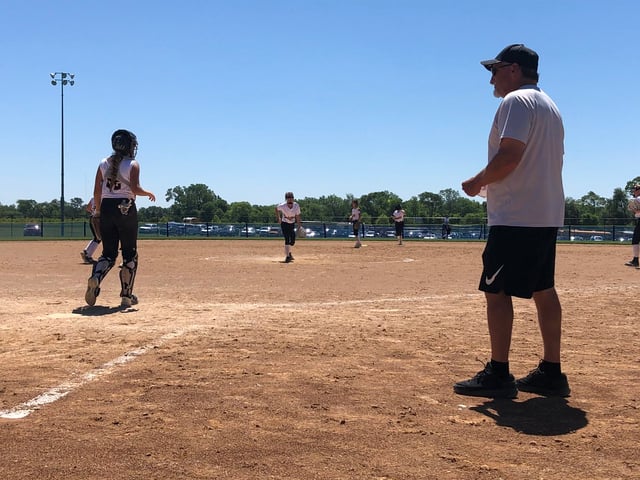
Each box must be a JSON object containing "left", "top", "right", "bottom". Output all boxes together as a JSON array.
[{"left": 0, "top": 239, "right": 638, "bottom": 480}]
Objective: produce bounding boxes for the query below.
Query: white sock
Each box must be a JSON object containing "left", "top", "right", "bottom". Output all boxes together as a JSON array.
[{"left": 86, "top": 241, "right": 99, "bottom": 257}]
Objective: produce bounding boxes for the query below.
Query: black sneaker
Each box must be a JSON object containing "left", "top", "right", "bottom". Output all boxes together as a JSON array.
[
  {"left": 120, "top": 294, "right": 139, "bottom": 308},
  {"left": 516, "top": 364, "right": 571, "bottom": 397},
  {"left": 85, "top": 276, "right": 100, "bottom": 306},
  {"left": 284, "top": 255, "right": 292, "bottom": 263},
  {"left": 453, "top": 362, "right": 517, "bottom": 398},
  {"left": 81, "top": 251, "right": 94, "bottom": 264},
  {"left": 624, "top": 259, "right": 639, "bottom": 267}
]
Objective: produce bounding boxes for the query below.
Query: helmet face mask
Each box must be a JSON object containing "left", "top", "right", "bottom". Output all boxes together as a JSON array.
[{"left": 111, "top": 129, "right": 138, "bottom": 158}]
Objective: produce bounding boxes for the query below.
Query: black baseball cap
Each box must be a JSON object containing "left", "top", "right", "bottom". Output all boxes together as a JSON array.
[{"left": 481, "top": 44, "right": 539, "bottom": 72}]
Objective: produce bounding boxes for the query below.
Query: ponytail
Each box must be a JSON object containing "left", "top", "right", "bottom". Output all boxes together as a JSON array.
[{"left": 106, "top": 153, "right": 124, "bottom": 192}]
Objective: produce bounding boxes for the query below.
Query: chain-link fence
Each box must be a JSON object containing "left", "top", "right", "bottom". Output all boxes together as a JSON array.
[{"left": 1, "top": 218, "right": 635, "bottom": 242}]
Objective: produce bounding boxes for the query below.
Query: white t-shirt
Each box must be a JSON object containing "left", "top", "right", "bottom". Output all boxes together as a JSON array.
[
  {"left": 629, "top": 197, "right": 640, "bottom": 218},
  {"left": 277, "top": 201, "right": 300, "bottom": 223},
  {"left": 351, "top": 208, "right": 361, "bottom": 221},
  {"left": 99, "top": 156, "right": 136, "bottom": 199},
  {"left": 392, "top": 209, "right": 405, "bottom": 222},
  {"left": 486, "top": 85, "right": 565, "bottom": 227}
]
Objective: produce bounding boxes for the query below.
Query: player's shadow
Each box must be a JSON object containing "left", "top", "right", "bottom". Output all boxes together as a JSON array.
[
  {"left": 469, "top": 397, "right": 588, "bottom": 436},
  {"left": 73, "top": 305, "right": 137, "bottom": 316}
]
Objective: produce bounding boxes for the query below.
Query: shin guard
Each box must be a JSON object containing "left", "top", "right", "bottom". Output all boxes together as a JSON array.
[
  {"left": 119, "top": 253, "right": 138, "bottom": 298},
  {"left": 91, "top": 256, "right": 115, "bottom": 284}
]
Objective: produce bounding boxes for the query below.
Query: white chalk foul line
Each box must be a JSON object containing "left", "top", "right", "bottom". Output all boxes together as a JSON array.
[{"left": 0, "top": 328, "right": 192, "bottom": 420}]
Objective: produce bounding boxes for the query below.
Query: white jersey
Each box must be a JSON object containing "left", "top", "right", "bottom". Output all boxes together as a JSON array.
[
  {"left": 392, "top": 209, "right": 405, "bottom": 222},
  {"left": 277, "top": 201, "right": 300, "bottom": 224},
  {"left": 486, "top": 85, "right": 564, "bottom": 227},
  {"left": 351, "top": 208, "right": 361, "bottom": 221},
  {"left": 99, "top": 156, "right": 136, "bottom": 199},
  {"left": 629, "top": 197, "right": 640, "bottom": 218}
]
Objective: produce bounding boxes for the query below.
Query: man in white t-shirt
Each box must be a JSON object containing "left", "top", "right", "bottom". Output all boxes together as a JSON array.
[
  {"left": 275, "top": 192, "right": 302, "bottom": 263},
  {"left": 455, "top": 44, "right": 570, "bottom": 399}
]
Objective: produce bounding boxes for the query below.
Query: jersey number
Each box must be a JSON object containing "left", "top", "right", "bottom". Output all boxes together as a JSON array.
[{"left": 106, "top": 178, "right": 122, "bottom": 191}]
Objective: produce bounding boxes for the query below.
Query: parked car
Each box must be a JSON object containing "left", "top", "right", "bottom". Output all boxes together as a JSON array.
[
  {"left": 23, "top": 223, "right": 41, "bottom": 236},
  {"left": 139, "top": 223, "right": 159, "bottom": 234},
  {"left": 201, "top": 225, "right": 220, "bottom": 236},
  {"left": 258, "top": 226, "right": 280, "bottom": 236},
  {"left": 590, "top": 235, "right": 604, "bottom": 242},
  {"left": 185, "top": 224, "right": 205, "bottom": 236},
  {"left": 166, "top": 221, "right": 186, "bottom": 236},
  {"left": 326, "top": 227, "right": 350, "bottom": 238},
  {"left": 405, "top": 229, "right": 425, "bottom": 239},
  {"left": 423, "top": 233, "right": 437, "bottom": 240},
  {"left": 218, "top": 225, "right": 238, "bottom": 236}
]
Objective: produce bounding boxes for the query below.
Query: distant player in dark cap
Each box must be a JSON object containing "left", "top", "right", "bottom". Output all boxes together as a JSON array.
[{"left": 275, "top": 192, "right": 302, "bottom": 263}]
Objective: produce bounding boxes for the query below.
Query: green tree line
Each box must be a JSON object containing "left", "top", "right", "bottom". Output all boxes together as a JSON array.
[{"left": 2, "top": 178, "right": 639, "bottom": 225}]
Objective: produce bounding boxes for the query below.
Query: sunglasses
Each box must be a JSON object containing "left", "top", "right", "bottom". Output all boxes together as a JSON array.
[{"left": 491, "top": 63, "right": 513, "bottom": 75}]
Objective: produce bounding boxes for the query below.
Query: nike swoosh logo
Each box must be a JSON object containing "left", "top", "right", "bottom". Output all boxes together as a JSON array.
[{"left": 485, "top": 265, "right": 504, "bottom": 285}]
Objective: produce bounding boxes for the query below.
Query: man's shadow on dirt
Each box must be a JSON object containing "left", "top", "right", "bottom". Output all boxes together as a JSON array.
[
  {"left": 72, "top": 305, "right": 137, "bottom": 316},
  {"left": 470, "top": 397, "right": 588, "bottom": 435}
]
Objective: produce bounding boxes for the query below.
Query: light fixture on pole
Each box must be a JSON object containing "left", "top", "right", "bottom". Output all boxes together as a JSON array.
[{"left": 50, "top": 72, "right": 75, "bottom": 236}]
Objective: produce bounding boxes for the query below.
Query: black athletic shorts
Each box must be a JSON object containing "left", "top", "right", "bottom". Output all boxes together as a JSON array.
[
  {"left": 281, "top": 222, "right": 296, "bottom": 246},
  {"left": 100, "top": 198, "right": 138, "bottom": 261},
  {"left": 632, "top": 218, "right": 640, "bottom": 245},
  {"left": 479, "top": 226, "right": 558, "bottom": 299}
]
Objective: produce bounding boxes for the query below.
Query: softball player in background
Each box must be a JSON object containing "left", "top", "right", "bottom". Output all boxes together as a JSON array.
[
  {"left": 81, "top": 198, "right": 101, "bottom": 264},
  {"left": 275, "top": 192, "right": 302, "bottom": 263},
  {"left": 625, "top": 184, "right": 640, "bottom": 268},
  {"left": 391, "top": 204, "right": 405, "bottom": 245},
  {"left": 349, "top": 199, "right": 362, "bottom": 248}
]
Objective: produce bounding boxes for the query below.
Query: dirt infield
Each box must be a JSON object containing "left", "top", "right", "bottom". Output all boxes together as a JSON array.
[{"left": 0, "top": 239, "right": 638, "bottom": 479}]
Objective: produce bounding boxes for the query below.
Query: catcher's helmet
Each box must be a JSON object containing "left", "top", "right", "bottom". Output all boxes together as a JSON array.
[{"left": 111, "top": 129, "right": 138, "bottom": 158}]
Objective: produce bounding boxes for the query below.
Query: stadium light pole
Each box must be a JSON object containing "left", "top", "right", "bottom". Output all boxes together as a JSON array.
[{"left": 50, "top": 72, "right": 75, "bottom": 236}]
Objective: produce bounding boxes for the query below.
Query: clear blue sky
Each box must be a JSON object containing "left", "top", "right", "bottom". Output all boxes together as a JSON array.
[{"left": 2, "top": 0, "right": 638, "bottom": 210}]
